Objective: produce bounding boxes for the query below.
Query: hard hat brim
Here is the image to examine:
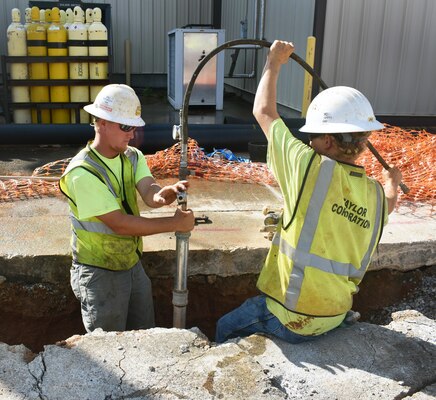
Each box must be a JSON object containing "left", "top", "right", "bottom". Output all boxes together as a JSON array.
[
  {"left": 299, "top": 120, "right": 384, "bottom": 134},
  {"left": 84, "top": 104, "right": 146, "bottom": 127}
]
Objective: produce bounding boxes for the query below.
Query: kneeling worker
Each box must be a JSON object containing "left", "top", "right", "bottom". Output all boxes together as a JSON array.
[
  {"left": 216, "top": 40, "right": 403, "bottom": 344},
  {"left": 60, "top": 84, "right": 195, "bottom": 333}
]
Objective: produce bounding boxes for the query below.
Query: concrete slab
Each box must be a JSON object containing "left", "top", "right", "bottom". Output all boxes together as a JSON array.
[
  {"left": 0, "top": 311, "right": 434, "bottom": 400},
  {"left": 0, "top": 177, "right": 435, "bottom": 284}
]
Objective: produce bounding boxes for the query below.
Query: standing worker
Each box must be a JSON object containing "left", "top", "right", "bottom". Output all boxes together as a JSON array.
[
  {"left": 215, "top": 40, "right": 403, "bottom": 344},
  {"left": 60, "top": 84, "right": 195, "bottom": 333}
]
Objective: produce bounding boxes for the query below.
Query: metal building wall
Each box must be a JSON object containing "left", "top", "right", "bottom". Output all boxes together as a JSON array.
[
  {"left": 0, "top": 0, "right": 31, "bottom": 44},
  {"left": 220, "top": 0, "right": 315, "bottom": 112},
  {"left": 0, "top": 0, "right": 212, "bottom": 75},
  {"left": 75, "top": 0, "right": 213, "bottom": 74},
  {"left": 0, "top": 0, "right": 31, "bottom": 79},
  {"left": 2, "top": 0, "right": 435, "bottom": 116},
  {"left": 321, "top": 0, "right": 436, "bottom": 116}
]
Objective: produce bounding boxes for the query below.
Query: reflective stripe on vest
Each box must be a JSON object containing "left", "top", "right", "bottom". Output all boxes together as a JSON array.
[
  {"left": 273, "top": 157, "right": 384, "bottom": 310},
  {"left": 76, "top": 154, "right": 117, "bottom": 197},
  {"left": 70, "top": 212, "right": 115, "bottom": 234},
  {"left": 60, "top": 145, "right": 142, "bottom": 270},
  {"left": 125, "top": 147, "right": 138, "bottom": 172},
  {"left": 70, "top": 211, "right": 115, "bottom": 259},
  {"left": 65, "top": 145, "right": 139, "bottom": 198}
]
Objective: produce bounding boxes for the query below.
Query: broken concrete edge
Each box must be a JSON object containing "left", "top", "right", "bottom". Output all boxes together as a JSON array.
[
  {"left": 371, "top": 241, "right": 436, "bottom": 271},
  {"left": 0, "top": 241, "right": 434, "bottom": 286},
  {"left": 0, "top": 310, "right": 435, "bottom": 400}
]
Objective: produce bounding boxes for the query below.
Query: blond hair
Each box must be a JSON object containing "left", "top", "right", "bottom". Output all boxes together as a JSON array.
[{"left": 332, "top": 132, "right": 371, "bottom": 158}]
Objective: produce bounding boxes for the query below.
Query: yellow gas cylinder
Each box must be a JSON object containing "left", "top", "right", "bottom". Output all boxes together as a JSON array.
[
  {"left": 88, "top": 7, "right": 108, "bottom": 101},
  {"left": 7, "top": 8, "right": 31, "bottom": 123},
  {"left": 39, "top": 9, "right": 45, "bottom": 26},
  {"left": 68, "top": 6, "right": 89, "bottom": 123},
  {"left": 64, "top": 7, "right": 73, "bottom": 31},
  {"left": 27, "top": 6, "right": 50, "bottom": 123},
  {"left": 47, "top": 7, "right": 70, "bottom": 123},
  {"left": 60, "top": 9, "right": 66, "bottom": 25},
  {"left": 85, "top": 8, "right": 93, "bottom": 30},
  {"left": 44, "top": 8, "right": 52, "bottom": 30},
  {"left": 24, "top": 8, "right": 32, "bottom": 30}
]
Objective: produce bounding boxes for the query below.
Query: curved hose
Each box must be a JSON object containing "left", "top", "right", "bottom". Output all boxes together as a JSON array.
[
  {"left": 178, "top": 39, "right": 327, "bottom": 181},
  {"left": 178, "top": 38, "right": 409, "bottom": 194}
]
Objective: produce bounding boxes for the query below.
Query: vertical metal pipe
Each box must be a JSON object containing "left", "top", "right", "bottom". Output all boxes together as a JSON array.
[
  {"left": 172, "top": 107, "right": 190, "bottom": 329},
  {"left": 125, "top": 39, "right": 131, "bottom": 86},
  {"left": 225, "top": 0, "right": 266, "bottom": 79},
  {"left": 311, "top": 0, "right": 327, "bottom": 100},
  {"left": 254, "top": 0, "right": 259, "bottom": 39},
  {"left": 173, "top": 231, "right": 190, "bottom": 328},
  {"left": 212, "top": 0, "right": 222, "bottom": 29},
  {"left": 259, "top": 0, "right": 265, "bottom": 39}
]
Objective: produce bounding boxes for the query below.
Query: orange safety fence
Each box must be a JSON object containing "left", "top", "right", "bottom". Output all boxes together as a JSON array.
[
  {"left": 0, "top": 124, "right": 435, "bottom": 213},
  {"left": 146, "top": 139, "right": 278, "bottom": 185}
]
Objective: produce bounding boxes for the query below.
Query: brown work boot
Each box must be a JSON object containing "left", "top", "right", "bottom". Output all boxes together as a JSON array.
[{"left": 344, "top": 310, "right": 361, "bottom": 325}]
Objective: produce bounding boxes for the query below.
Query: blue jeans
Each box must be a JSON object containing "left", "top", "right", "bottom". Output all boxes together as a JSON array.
[{"left": 215, "top": 295, "right": 315, "bottom": 344}]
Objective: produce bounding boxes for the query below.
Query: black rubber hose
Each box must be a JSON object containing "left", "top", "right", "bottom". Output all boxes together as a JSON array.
[
  {"left": 179, "top": 39, "right": 410, "bottom": 194},
  {"left": 179, "top": 39, "right": 327, "bottom": 180}
]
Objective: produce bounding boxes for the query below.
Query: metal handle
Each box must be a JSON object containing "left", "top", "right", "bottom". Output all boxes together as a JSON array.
[{"left": 366, "top": 141, "right": 410, "bottom": 194}]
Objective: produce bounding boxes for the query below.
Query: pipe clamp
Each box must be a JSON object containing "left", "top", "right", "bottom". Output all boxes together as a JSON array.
[{"left": 172, "top": 289, "right": 189, "bottom": 307}]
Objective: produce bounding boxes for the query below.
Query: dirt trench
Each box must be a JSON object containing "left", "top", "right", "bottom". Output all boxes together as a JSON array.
[{"left": 0, "top": 267, "right": 433, "bottom": 353}]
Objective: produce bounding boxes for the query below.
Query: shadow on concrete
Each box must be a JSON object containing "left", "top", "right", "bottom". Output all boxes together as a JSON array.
[
  {"left": 1, "top": 319, "right": 434, "bottom": 399},
  {"left": 240, "top": 320, "right": 435, "bottom": 398}
]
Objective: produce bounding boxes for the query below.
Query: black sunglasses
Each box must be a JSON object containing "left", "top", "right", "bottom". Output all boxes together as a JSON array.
[{"left": 119, "top": 124, "right": 136, "bottom": 132}]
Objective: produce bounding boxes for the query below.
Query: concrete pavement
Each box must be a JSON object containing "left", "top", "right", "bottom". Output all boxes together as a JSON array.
[
  {"left": 0, "top": 310, "right": 435, "bottom": 400},
  {"left": 0, "top": 178, "right": 435, "bottom": 284}
]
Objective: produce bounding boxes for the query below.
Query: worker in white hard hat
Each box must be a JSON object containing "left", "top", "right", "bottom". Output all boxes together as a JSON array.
[
  {"left": 216, "top": 40, "right": 403, "bottom": 344},
  {"left": 60, "top": 84, "right": 195, "bottom": 333}
]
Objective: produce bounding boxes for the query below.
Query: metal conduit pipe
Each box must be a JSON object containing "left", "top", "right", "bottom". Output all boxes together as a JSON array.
[
  {"left": 125, "top": 39, "right": 131, "bottom": 86},
  {"left": 226, "top": 0, "right": 266, "bottom": 79},
  {"left": 259, "top": 0, "right": 266, "bottom": 40}
]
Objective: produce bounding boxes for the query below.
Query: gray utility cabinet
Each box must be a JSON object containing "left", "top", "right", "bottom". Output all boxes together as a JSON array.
[{"left": 167, "top": 28, "right": 225, "bottom": 110}]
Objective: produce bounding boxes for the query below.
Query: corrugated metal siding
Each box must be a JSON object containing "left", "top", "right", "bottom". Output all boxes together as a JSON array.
[
  {"left": 0, "top": 0, "right": 212, "bottom": 75},
  {"left": 0, "top": 0, "right": 34, "bottom": 79},
  {"left": 221, "top": 0, "right": 253, "bottom": 86},
  {"left": 220, "top": 0, "right": 315, "bottom": 112},
  {"left": 2, "top": 0, "right": 433, "bottom": 116},
  {"left": 82, "top": 0, "right": 212, "bottom": 74},
  {"left": 0, "top": 0, "right": 32, "bottom": 43},
  {"left": 321, "top": 0, "right": 436, "bottom": 116}
]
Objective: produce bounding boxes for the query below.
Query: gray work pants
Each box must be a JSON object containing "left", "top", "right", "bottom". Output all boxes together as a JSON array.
[{"left": 70, "top": 260, "right": 155, "bottom": 333}]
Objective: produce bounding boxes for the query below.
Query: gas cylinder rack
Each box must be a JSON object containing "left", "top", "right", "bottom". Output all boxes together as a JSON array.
[{"left": 1, "top": 1, "right": 112, "bottom": 124}]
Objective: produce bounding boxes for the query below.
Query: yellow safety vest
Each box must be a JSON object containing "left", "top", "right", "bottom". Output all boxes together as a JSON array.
[
  {"left": 257, "top": 153, "right": 385, "bottom": 316},
  {"left": 59, "top": 144, "right": 143, "bottom": 270}
]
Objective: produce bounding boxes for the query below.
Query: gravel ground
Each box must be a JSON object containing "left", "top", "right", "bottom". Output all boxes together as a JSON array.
[{"left": 367, "top": 265, "right": 436, "bottom": 325}]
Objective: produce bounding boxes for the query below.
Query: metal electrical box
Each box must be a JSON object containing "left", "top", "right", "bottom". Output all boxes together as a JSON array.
[{"left": 167, "top": 28, "right": 225, "bottom": 110}]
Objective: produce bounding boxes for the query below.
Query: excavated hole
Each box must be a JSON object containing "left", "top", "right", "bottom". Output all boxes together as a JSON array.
[{"left": 0, "top": 265, "right": 434, "bottom": 353}]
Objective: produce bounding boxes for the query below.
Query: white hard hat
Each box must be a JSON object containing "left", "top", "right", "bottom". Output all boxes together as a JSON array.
[
  {"left": 299, "top": 86, "right": 384, "bottom": 134},
  {"left": 84, "top": 84, "right": 145, "bottom": 126}
]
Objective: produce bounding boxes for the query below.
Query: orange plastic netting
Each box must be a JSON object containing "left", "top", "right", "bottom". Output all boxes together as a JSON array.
[{"left": 0, "top": 124, "right": 435, "bottom": 212}]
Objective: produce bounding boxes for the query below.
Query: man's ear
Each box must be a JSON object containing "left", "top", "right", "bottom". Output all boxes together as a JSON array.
[
  {"left": 98, "top": 119, "right": 109, "bottom": 133},
  {"left": 323, "top": 134, "right": 335, "bottom": 149}
]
